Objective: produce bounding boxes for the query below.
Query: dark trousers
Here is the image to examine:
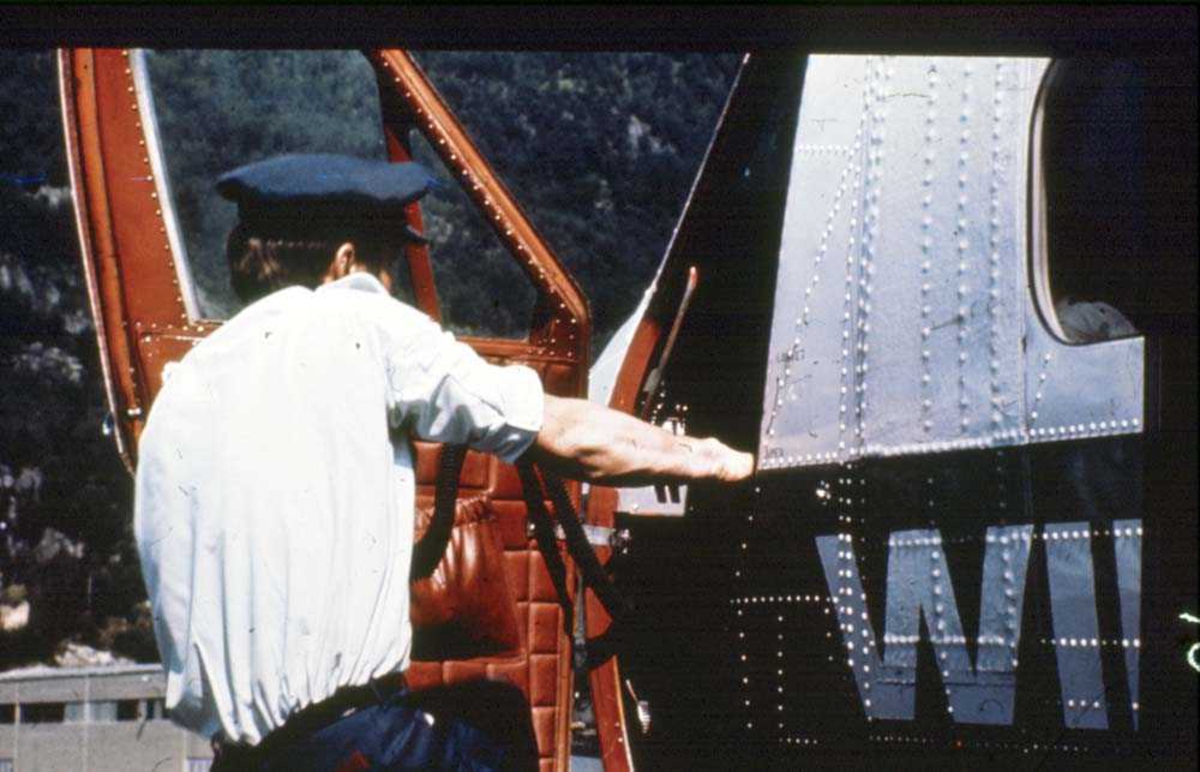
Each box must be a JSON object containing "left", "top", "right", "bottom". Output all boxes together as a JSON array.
[{"left": 213, "top": 681, "right": 539, "bottom": 771}]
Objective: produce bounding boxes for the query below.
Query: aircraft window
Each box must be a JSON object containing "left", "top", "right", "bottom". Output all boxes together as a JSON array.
[
  {"left": 141, "top": 50, "right": 389, "bottom": 321},
  {"left": 405, "top": 131, "right": 535, "bottom": 339},
  {"left": 1034, "top": 58, "right": 1153, "bottom": 344}
]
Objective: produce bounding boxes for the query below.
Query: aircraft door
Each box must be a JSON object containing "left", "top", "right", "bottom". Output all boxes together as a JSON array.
[{"left": 59, "top": 48, "right": 590, "bottom": 771}]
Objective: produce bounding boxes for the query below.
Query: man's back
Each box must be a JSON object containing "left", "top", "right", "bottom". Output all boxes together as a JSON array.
[
  {"left": 136, "top": 275, "right": 420, "bottom": 744},
  {"left": 136, "top": 272, "right": 547, "bottom": 748}
]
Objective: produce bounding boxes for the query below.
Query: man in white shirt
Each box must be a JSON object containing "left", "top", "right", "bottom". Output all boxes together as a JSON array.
[{"left": 135, "top": 154, "right": 753, "bottom": 770}]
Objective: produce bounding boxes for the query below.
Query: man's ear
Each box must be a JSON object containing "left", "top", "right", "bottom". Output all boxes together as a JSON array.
[{"left": 323, "top": 242, "right": 357, "bottom": 283}]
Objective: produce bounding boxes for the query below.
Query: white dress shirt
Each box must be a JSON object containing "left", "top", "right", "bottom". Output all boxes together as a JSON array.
[{"left": 134, "top": 273, "right": 544, "bottom": 744}]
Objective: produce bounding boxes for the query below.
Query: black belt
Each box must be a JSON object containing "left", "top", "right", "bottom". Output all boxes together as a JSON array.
[{"left": 213, "top": 672, "right": 408, "bottom": 771}]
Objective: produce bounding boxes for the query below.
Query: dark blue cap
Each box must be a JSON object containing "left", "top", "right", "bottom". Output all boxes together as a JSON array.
[{"left": 216, "top": 154, "right": 436, "bottom": 240}]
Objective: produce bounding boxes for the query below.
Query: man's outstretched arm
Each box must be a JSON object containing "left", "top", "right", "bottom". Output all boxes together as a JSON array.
[{"left": 524, "top": 394, "right": 754, "bottom": 487}]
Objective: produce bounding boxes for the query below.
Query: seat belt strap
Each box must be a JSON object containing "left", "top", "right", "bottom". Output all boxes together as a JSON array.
[
  {"left": 517, "top": 461, "right": 577, "bottom": 635},
  {"left": 410, "top": 444, "right": 468, "bottom": 581},
  {"left": 537, "top": 466, "right": 631, "bottom": 623}
]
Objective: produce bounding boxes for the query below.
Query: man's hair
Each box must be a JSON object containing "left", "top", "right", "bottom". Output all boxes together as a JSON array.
[{"left": 226, "top": 215, "right": 402, "bottom": 303}]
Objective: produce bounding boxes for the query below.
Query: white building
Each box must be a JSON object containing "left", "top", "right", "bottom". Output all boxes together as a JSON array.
[{"left": 0, "top": 664, "right": 212, "bottom": 772}]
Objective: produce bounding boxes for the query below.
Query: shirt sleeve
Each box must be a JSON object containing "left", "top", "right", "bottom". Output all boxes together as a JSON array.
[{"left": 373, "top": 297, "right": 545, "bottom": 463}]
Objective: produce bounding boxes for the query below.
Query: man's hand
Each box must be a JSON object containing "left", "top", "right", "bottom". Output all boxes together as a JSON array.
[
  {"left": 687, "top": 436, "right": 755, "bottom": 483},
  {"left": 525, "top": 395, "right": 754, "bottom": 487}
]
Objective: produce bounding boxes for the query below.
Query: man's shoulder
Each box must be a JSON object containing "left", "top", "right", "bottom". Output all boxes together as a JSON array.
[
  {"left": 315, "top": 275, "right": 434, "bottom": 330},
  {"left": 182, "top": 280, "right": 434, "bottom": 375},
  {"left": 169, "top": 287, "right": 312, "bottom": 375}
]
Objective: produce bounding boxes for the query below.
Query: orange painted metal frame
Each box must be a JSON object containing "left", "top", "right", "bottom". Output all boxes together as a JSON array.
[
  {"left": 581, "top": 54, "right": 758, "bottom": 772},
  {"left": 368, "top": 50, "right": 589, "bottom": 365},
  {"left": 58, "top": 48, "right": 220, "bottom": 469},
  {"left": 59, "top": 47, "right": 592, "bottom": 771}
]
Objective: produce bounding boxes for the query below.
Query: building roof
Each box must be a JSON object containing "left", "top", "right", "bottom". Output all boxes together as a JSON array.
[{"left": 0, "top": 663, "right": 163, "bottom": 683}]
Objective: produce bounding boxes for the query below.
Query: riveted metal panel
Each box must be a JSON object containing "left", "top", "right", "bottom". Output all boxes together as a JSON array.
[
  {"left": 1113, "top": 519, "right": 1143, "bottom": 730},
  {"left": 817, "top": 524, "right": 1033, "bottom": 725},
  {"left": 1044, "top": 523, "right": 1110, "bottom": 729},
  {"left": 759, "top": 55, "right": 1144, "bottom": 470}
]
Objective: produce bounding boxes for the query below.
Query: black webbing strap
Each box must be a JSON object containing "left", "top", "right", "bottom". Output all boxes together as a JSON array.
[
  {"left": 517, "top": 461, "right": 576, "bottom": 636},
  {"left": 538, "top": 465, "right": 631, "bottom": 669},
  {"left": 410, "top": 444, "right": 468, "bottom": 581},
  {"left": 537, "top": 466, "right": 631, "bottom": 624},
  {"left": 583, "top": 621, "right": 625, "bottom": 671},
  {"left": 517, "top": 461, "right": 631, "bottom": 657},
  {"left": 416, "top": 448, "right": 630, "bottom": 664}
]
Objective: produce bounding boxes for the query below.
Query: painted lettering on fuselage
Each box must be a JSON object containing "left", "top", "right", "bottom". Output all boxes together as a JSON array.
[{"left": 816, "top": 520, "right": 1142, "bottom": 728}]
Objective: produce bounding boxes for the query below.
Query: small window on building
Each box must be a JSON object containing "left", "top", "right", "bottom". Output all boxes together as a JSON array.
[
  {"left": 0, "top": 758, "right": 14, "bottom": 772},
  {"left": 146, "top": 698, "right": 166, "bottom": 719},
  {"left": 116, "top": 699, "right": 141, "bottom": 721},
  {"left": 67, "top": 701, "right": 121, "bottom": 723},
  {"left": 20, "top": 702, "right": 65, "bottom": 723},
  {"left": 64, "top": 701, "right": 87, "bottom": 723},
  {"left": 0, "top": 704, "right": 14, "bottom": 724},
  {"left": 90, "top": 700, "right": 118, "bottom": 722}
]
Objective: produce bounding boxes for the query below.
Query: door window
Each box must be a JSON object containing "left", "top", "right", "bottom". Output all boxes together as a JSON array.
[
  {"left": 405, "top": 130, "right": 534, "bottom": 338},
  {"left": 140, "top": 49, "right": 391, "bottom": 320}
]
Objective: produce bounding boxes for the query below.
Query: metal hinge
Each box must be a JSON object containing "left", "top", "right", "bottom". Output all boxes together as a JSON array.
[
  {"left": 526, "top": 522, "right": 630, "bottom": 551},
  {"left": 616, "top": 482, "right": 687, "bottom": 517}
]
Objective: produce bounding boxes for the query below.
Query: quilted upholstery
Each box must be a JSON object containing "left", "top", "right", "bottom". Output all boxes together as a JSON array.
[{"left": 407, "top": 357, "right": 579, "bottom": 769}]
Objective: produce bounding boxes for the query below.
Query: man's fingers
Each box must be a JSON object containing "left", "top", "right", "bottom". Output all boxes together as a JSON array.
[
  {"left": 695, "top": 438, "right": 753, "bottom": 481},
  {"left": 721, "top": 450, "right": 754, "bottom": 481}
]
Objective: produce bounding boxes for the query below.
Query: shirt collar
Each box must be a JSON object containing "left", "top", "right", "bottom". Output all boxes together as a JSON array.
[{"left": 317, "top": 272, "right": 390, "bottom": 296}]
